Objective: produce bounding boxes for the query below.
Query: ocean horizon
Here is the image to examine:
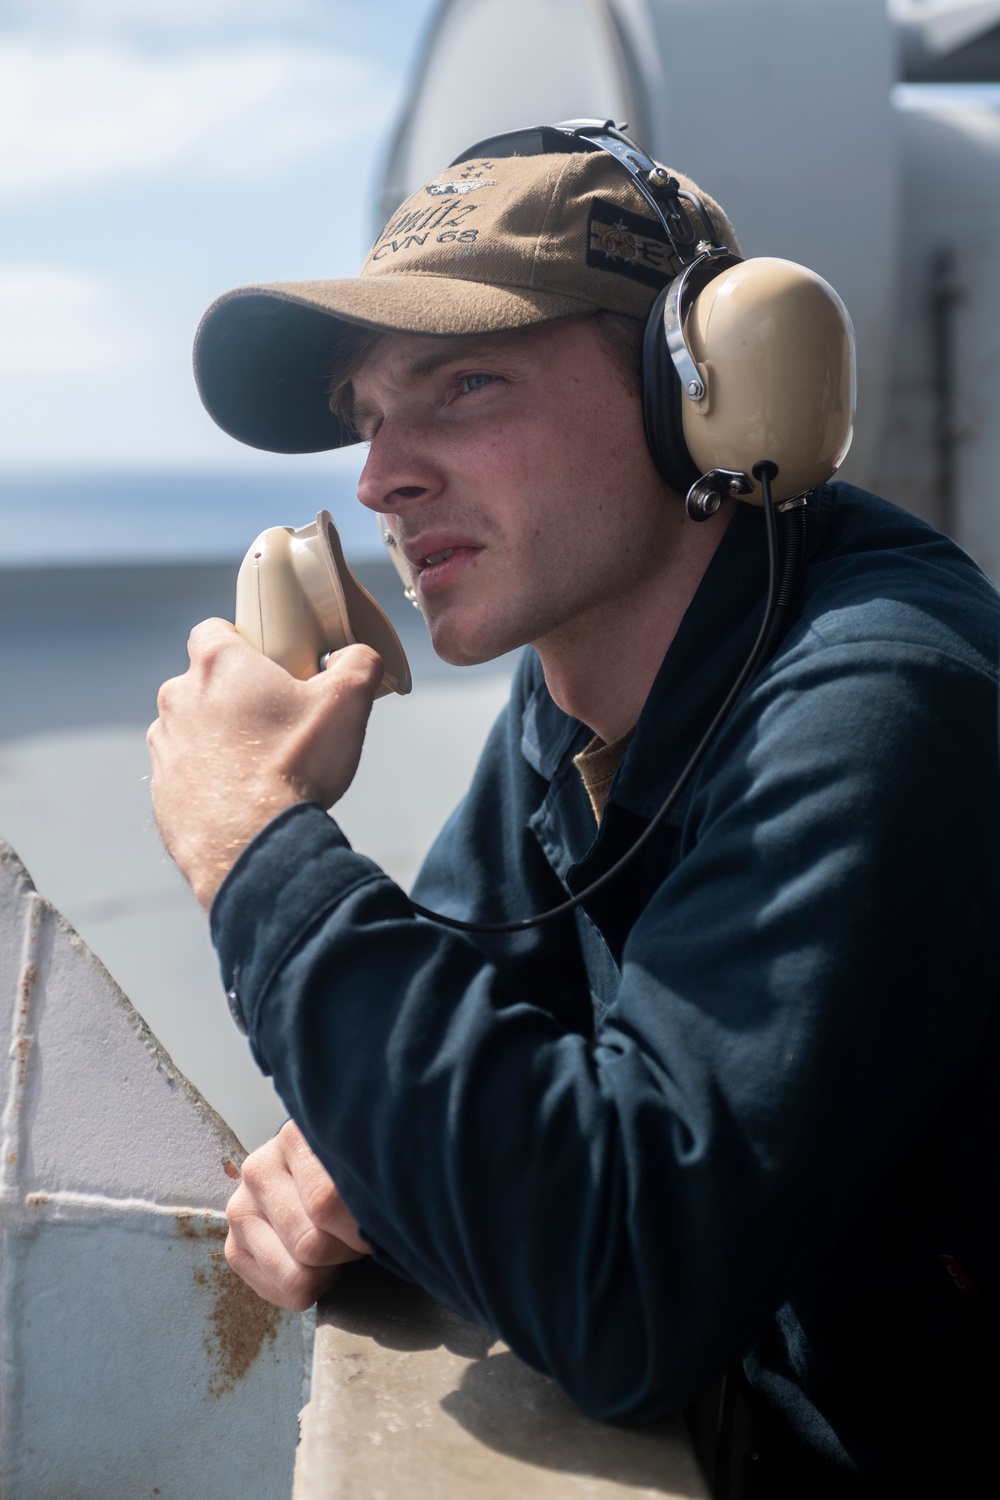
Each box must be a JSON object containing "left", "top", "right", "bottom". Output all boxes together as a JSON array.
[{"left": 0, "top": 467, "right": 384, "bottom": 568}]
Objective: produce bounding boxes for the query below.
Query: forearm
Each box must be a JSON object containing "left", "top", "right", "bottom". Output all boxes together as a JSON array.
[
  {"left": 213, "top": 808, "right": 722, "bottom": 1417},
  {"left": 211, "top": 648, "right": 1000, "bottom": 1420}
]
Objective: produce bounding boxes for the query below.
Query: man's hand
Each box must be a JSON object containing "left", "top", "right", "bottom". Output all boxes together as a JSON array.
[
  {"left": 148, "top": 619, "right": 382, "bottom": 909},
  {"left": 225, "top": 1120, "right": 370, "bottom": 1311}
]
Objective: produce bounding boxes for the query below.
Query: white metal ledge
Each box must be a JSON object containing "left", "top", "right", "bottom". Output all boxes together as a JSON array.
[{"left": 295, "top": 1260, "right": 708, "bottom": 1500}]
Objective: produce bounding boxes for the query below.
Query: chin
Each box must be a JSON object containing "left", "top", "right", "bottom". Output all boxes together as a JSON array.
[{"left": 423, "top": 606, "right": 526, "bottom": 668}]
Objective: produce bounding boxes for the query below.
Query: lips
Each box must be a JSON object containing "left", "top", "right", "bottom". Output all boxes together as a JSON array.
[
  {"left": 400, "top": 534, "right": 477, "bottom": 570},
  {"left": 396, "top": 535, "right": 482, "bottom": 598}
]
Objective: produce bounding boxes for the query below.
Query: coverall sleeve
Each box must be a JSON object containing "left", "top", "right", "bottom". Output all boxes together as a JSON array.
[{"left": 210, "top": 634, "right": 1000, "bottom": 1421}]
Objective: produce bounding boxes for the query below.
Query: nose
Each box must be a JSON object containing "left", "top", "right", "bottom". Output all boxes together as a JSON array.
[{"left": 355, "top": 418, "right": 443, "bottom": 518}]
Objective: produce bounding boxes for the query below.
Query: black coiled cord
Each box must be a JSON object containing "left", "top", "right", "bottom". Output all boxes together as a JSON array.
[{"left": 408, "top": 464, "right": 804, "bottom": 935}]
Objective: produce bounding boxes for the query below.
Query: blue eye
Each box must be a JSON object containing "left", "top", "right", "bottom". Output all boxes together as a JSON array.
[{"left": 463, "top": 373, "right": 494, "bottom": 392}]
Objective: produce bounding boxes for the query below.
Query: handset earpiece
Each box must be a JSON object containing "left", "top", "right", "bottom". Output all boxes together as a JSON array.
[{"left": 235, "top": 510, "right": 411, "bottom": 696}]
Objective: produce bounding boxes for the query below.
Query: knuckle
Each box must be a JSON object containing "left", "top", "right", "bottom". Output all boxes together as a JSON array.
[
  {"left": 301, "top": 1177, "right": 338, "bottom": 1228},
  {"left": 187, "top": 617, "right": 227, "bottom": 662},
  {"left": 224, "top": 1188, "right": 247, "bottom": 1229},
  {"left": 239, "top": 1152, "right": 267, "bottom": 1194},
  {"left": 224, "top": 1231, "right": 255, "bottom": 1283},
  {"left": 284, "top": 1265, "right": 331, "bottom": 1312},
  {"left": 291, "top": 1222, "right": 335, "bottom": 1267}
]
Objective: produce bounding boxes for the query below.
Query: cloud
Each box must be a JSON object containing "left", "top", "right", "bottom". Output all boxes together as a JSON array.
[
  {"left": 0, "top": 263, "right": 138, "bottom": 374},
  {"left": 4, "top": 1, "right": 333, "bottom": 38},
  {"left": 0, "top": 259, "right": 374, "bottom": 468},
  {"left": 0, "top": 37, "right": 393, "bottom": 200}
]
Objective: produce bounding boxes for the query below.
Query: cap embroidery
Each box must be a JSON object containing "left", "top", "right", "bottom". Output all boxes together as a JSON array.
[
  {"left": 426, "top": 163, "right": 498, "bottom": 197},
  {"left": 373, "top": 200, "right": 482, "bottom": 258},
  {"left": 586, "top": 198, "right": 678, "bottom": 288}
]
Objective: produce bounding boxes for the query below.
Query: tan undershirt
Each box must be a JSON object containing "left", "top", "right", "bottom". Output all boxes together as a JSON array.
[{"left": 572, "top": 727, "right": 636, "bottom": 825}]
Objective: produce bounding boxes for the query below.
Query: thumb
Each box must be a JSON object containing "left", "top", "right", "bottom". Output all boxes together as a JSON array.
[
  {"left": 318, "top": 642, "right": 384, "bottom": 695},
  {"left": 288, "top": 644, "right": 383, "bottom": 808}
]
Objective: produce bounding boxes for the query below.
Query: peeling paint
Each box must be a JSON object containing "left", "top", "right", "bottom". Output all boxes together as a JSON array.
[{"left": 223, "top": 1159, "right": 241, "bottom": 1182}]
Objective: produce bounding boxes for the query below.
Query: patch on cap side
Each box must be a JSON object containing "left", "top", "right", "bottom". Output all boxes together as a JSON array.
[{"left": 586, "top": 199, "right": 679, "bottom": 288}]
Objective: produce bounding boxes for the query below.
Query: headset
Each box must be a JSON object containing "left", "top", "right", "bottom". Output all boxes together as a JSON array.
[{"left": 236, "top": 120, "right": 856, "bottom": 935}]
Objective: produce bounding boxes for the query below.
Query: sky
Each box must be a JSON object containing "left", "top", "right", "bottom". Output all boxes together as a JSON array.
[
  {"left": 0, "top": 0, "right": 438, "bottom": 481},
  {"left": 2, "top": 0, "right": 996, "bottom": 562}
]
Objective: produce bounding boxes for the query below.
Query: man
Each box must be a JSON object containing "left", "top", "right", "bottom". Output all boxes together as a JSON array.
[{"left": 149, "top": 136, "right": 1000, "bottom": 1496}]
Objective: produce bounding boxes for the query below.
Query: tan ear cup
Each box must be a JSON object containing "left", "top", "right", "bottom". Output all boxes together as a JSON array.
[
  {"left": 680, "top": 257, "right": 856, "bottom": 507},
  {"left": 235, "top": 512, "right": 411, "bottom": 696}
]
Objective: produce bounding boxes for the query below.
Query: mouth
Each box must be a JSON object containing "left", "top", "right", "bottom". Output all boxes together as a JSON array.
[
  {"left": 422, "top": 547, "right": 455, "bottom": 568},
  {"left": 400, "top": 534, "right": 477, "bottom": 571},
  {"left": 401, "top": 537, "right": 482, "bottom": 596}
]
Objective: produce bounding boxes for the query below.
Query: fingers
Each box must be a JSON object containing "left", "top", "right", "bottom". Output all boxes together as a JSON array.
[
  {"left": 268, "top": 645, "right": 382, "bottom": 807},
  {"left": 148, "top": 622, "right": 382, "bottom": 903},
  {"left": 280, "top": 1121, "right": 369, "bottom": 1253},
  {"left": 224, "top": 1123, "right": 369, "bottom": 1312},
  {"left": 224, "top": 1221, "right": 344, "bottom": 1312},
  {"left": 225, "top": 1176, "right": 365, "bottom": 1312},
  {"left": 186, "top": 620, "right": 381, "bottom": 695}
]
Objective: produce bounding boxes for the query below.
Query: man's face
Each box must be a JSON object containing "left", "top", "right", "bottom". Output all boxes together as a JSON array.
[{"left": 352, "top": 316, "right": 681, "bottom": 668}]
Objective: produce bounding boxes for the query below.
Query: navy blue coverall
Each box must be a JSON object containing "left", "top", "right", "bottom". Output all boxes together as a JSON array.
[{"left": 215, "top": 484, "right": 1000, "bottom": 1495}]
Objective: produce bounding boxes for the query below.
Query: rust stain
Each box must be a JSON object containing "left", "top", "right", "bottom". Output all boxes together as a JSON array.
[
  {"left": 201, "top": 1248, "right": 280, "bottom": 1398},
  {"left": 175, "top": 1210, "right": 226, "bottom": 1243},
  {"left": 175, "top": 1211, "right": 279, "bottom": 1396},
  {"left": 15, "top": 1036, "right": 31, "bottom": 1086},
  {"left": 18, "top": 962, "right": 38, "bottom": 1021},
  {"left": 26, "top": 1192, "right": 49, "bottom": 1207},
  {"left": 223, "top": 1158, "right": 241, "bottom": 1182},
  {"left": 6, "top": 1153, "right": 16, "bottom": 1166},
  {"left": 175, "top": 1211, "right": 200, "bottom": 1241}
]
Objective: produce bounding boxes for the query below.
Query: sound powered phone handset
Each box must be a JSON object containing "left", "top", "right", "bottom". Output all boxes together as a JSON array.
[{"left": 235, "top": 510, "right": 411, "bottom": 696}]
